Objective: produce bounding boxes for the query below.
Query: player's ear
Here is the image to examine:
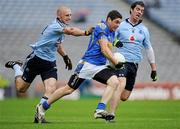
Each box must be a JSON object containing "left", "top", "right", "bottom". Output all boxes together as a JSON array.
[
  {"left": 130, "top": 8, "right": 133, "bottom": 14},
  {"left": 107, "top": 17, "right": 112, "bottom": 23}
]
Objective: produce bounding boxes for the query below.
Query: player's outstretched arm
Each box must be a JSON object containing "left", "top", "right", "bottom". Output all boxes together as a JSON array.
[{"left": 63, "top": 26, "right": 93, "bottom": 36}]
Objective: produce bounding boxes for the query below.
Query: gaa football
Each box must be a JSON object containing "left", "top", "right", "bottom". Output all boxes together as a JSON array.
[{"left": 109, "top": 52, "right": 125, "bottom": 68}]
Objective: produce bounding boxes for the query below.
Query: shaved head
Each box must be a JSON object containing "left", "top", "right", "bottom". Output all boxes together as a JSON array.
[
  {"left": 57, "top": 6, "right": 72, "bottom": 25},
  {"left": 57, "top": 6, "right": 70, "bottom": 16}
]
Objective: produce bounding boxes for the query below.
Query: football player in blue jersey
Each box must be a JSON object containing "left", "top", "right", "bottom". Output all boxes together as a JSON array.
[
  {"left": 105, "top": 1, "right": 158, "bottom": 122},
  {"left": 5, "top": 6, "right": 92, "bottom": 123},
  {"left": 35, "top": 10, "right": 123, "bottom": 123}
]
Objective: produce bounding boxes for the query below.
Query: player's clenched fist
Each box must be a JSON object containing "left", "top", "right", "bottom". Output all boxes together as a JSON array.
[{"left": 85, "top": 27, "right": 94, "bottom": 36}]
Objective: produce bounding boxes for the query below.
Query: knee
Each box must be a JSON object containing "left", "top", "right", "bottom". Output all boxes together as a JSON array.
[
  {"left": 65, "top": 89, "right": 74, "bottom": 95},
  {"left": 107, "top": 75, "right": 119, "bottom": 89},
  {"left": 16, "top": 86, "right": 27, "bottom": 93},
  {"left": 15, "top": 78, "right": 29, "bottom": 93},
  {"left": 64, "top": 85, "right": 75, "bottom": 95},
  {"left": 120, "top": 95, "right": 129, "bottom": 101},
  {"left": 46, "top": 84, "right": 57, "bottom": 94}
]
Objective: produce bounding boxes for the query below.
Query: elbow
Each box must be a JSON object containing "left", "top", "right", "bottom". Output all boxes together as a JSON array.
[
  {"left": 65, "top": 31, "right": 72, "bottom": 35},
  {"left": 64, "top": 28, "right": 73, "bottom": 35}
]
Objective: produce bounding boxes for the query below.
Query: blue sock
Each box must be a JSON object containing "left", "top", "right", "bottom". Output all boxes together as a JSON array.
[
  {"left": 96, "top": 103, "right": 106, "bottom": 110},
  {"left": 42, "top": 101, "right": 50, "bottom": 110}
]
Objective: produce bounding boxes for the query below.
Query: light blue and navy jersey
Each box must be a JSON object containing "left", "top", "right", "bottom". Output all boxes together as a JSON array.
[
  {"left": 30, "top": 18, "right": 66, "bottom": 62},
  {"left": 82, "top": 20, "right": 115, "bottom": 65},
  {"left": 115, "top": 18, "right": 152, "bottom": 63}
]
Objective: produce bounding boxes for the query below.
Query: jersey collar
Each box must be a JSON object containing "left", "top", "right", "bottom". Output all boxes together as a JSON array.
[
  {"left": 101, "top": 20, "right": 112, "bottom": 33},
  {"left": 125, "top": 18, "right": 142, "bottom": 27},
  {"left": 56, "top": 18, "right": 67, "bottom": 27}
]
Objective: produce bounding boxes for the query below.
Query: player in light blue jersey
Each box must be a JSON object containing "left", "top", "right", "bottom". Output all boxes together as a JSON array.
[
  {"left": 105, "top": 1, "right": 158, "bottom": 122},
  {"left": 5, "top": 6, "right": 92, "bottom": 123},
  {"left": 35, "top": 10, "right": 123, "bottom": 123}
]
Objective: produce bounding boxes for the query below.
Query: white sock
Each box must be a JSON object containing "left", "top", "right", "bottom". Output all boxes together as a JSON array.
[
  {"left": 110, "top": 112, "right": 115, "bottom": 116},
  {"left": 40, "top": 96, "right": 48, "bottom": 104},
  {"left": 13, "top": 64, "right": 23, "bottom": 77}
]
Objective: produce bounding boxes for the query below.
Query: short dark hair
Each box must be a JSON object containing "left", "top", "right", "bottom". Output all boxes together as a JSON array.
[
  {"left": 106, "top": 10, "right": 122, "bottom": 21},
  {"left": 130, "top": 1, "right": 145, "bottom": 14}
]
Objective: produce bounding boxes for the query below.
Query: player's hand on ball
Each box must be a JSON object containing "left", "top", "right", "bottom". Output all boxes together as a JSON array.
[
  {"left": 115, "top": 62, "right": 124, "bottom": 69},
  {"left": 63, "top": 55, "right": 72, "bottom": 70},
  {"left": 113, "top": 39, "right": 123, "bottom": 48},
  {"left": 151, "top": 71, "right": 157, "bottom": 81},
  {"left": 85, "top": 27, "right": 94, "bottom": 36},
  {"left": 109, "top": 52, "right": 125, "bottom": 69}
]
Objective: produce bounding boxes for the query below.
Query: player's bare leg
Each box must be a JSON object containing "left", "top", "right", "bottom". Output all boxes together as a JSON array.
[
  {"left": 36, "top": 84, "right": 74, "bottom": 123},
  {"left": 34, "top": 78, "right": 57, "bottom": 123},
  {"left": 106, "top": 77, "right": 126, "bottom": 122},
  {"left": 105, "top": 89, "right": 131, "bottom": 122},
  {"left": 5, "top": 60, "right": 31, "bottom": 92},
  {"left": 94, "top": 75, "right": 119, "bottom": 119}
]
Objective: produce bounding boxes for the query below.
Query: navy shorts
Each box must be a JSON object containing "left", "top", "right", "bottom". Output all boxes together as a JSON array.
[
  {"left": 115, "top": 62, "right": 138, "bottom": 91},
  {"left": 22, "top": 53, "right": 57, "bottom": 83},
  {"left": 68, "top": 68, "right": 117, "bottom": 90}
]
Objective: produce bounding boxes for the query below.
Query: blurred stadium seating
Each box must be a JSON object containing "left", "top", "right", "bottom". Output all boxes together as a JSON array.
[{"left": 0, "top": 0, "right": 180, "bottom": 98}]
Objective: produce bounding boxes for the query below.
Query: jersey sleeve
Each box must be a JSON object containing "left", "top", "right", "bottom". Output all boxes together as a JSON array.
[
  {"left": 51, "top": 24, "right": 65, "bottom": 43},
  {"left": 143, "top": 27, "right": 155, "bottom": 63},
  {"left": 94, "top": 23, "right": 108, "bottom": 41},
  {"left": 55, "top": 24, "right": 64, "bottom": 33},
  {"left": 48, "top": 22, "right": 64, "bottom": 34},
  {"left": 143, "top": 27, "right": 152, "bottom": 49}
]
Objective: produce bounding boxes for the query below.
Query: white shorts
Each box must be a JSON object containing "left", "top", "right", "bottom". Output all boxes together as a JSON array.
[{"left": 74, "top": 60, "right": 107, "bottom": 80}]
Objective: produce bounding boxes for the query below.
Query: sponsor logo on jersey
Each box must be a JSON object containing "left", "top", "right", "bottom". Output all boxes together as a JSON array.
[{"left": 129, "top": 35, "right": 135, "bottom": 42}]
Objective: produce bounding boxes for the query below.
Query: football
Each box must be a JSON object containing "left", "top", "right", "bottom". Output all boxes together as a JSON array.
[{"left": 109, "top": 52, "right": 125, "bottom": 68}]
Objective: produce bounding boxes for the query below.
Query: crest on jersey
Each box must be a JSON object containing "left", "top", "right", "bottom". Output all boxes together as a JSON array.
[{"left": 139, "top": 30, "right": 143, "bottom": 34}]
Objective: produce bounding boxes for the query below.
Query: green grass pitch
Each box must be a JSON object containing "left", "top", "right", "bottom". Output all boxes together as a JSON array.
[{"left": 0, "top": 98, "right": 179, "bottom": 129}]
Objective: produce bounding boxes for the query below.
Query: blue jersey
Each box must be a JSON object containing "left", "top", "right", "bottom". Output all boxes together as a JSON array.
[
  {"left": 115, "top": 19, "right": 152, "bottom": 63},
  {"left": 82, "top": 20, "right": 115, "bottom": 65},
  {"left": 30, "top": 18, "right": 66, "bottom": 61}
]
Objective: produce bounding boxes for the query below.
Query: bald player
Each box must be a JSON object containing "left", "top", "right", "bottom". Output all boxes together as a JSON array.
[{"left": 5, "top": 6, "right": 92, "bottom": 123}]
